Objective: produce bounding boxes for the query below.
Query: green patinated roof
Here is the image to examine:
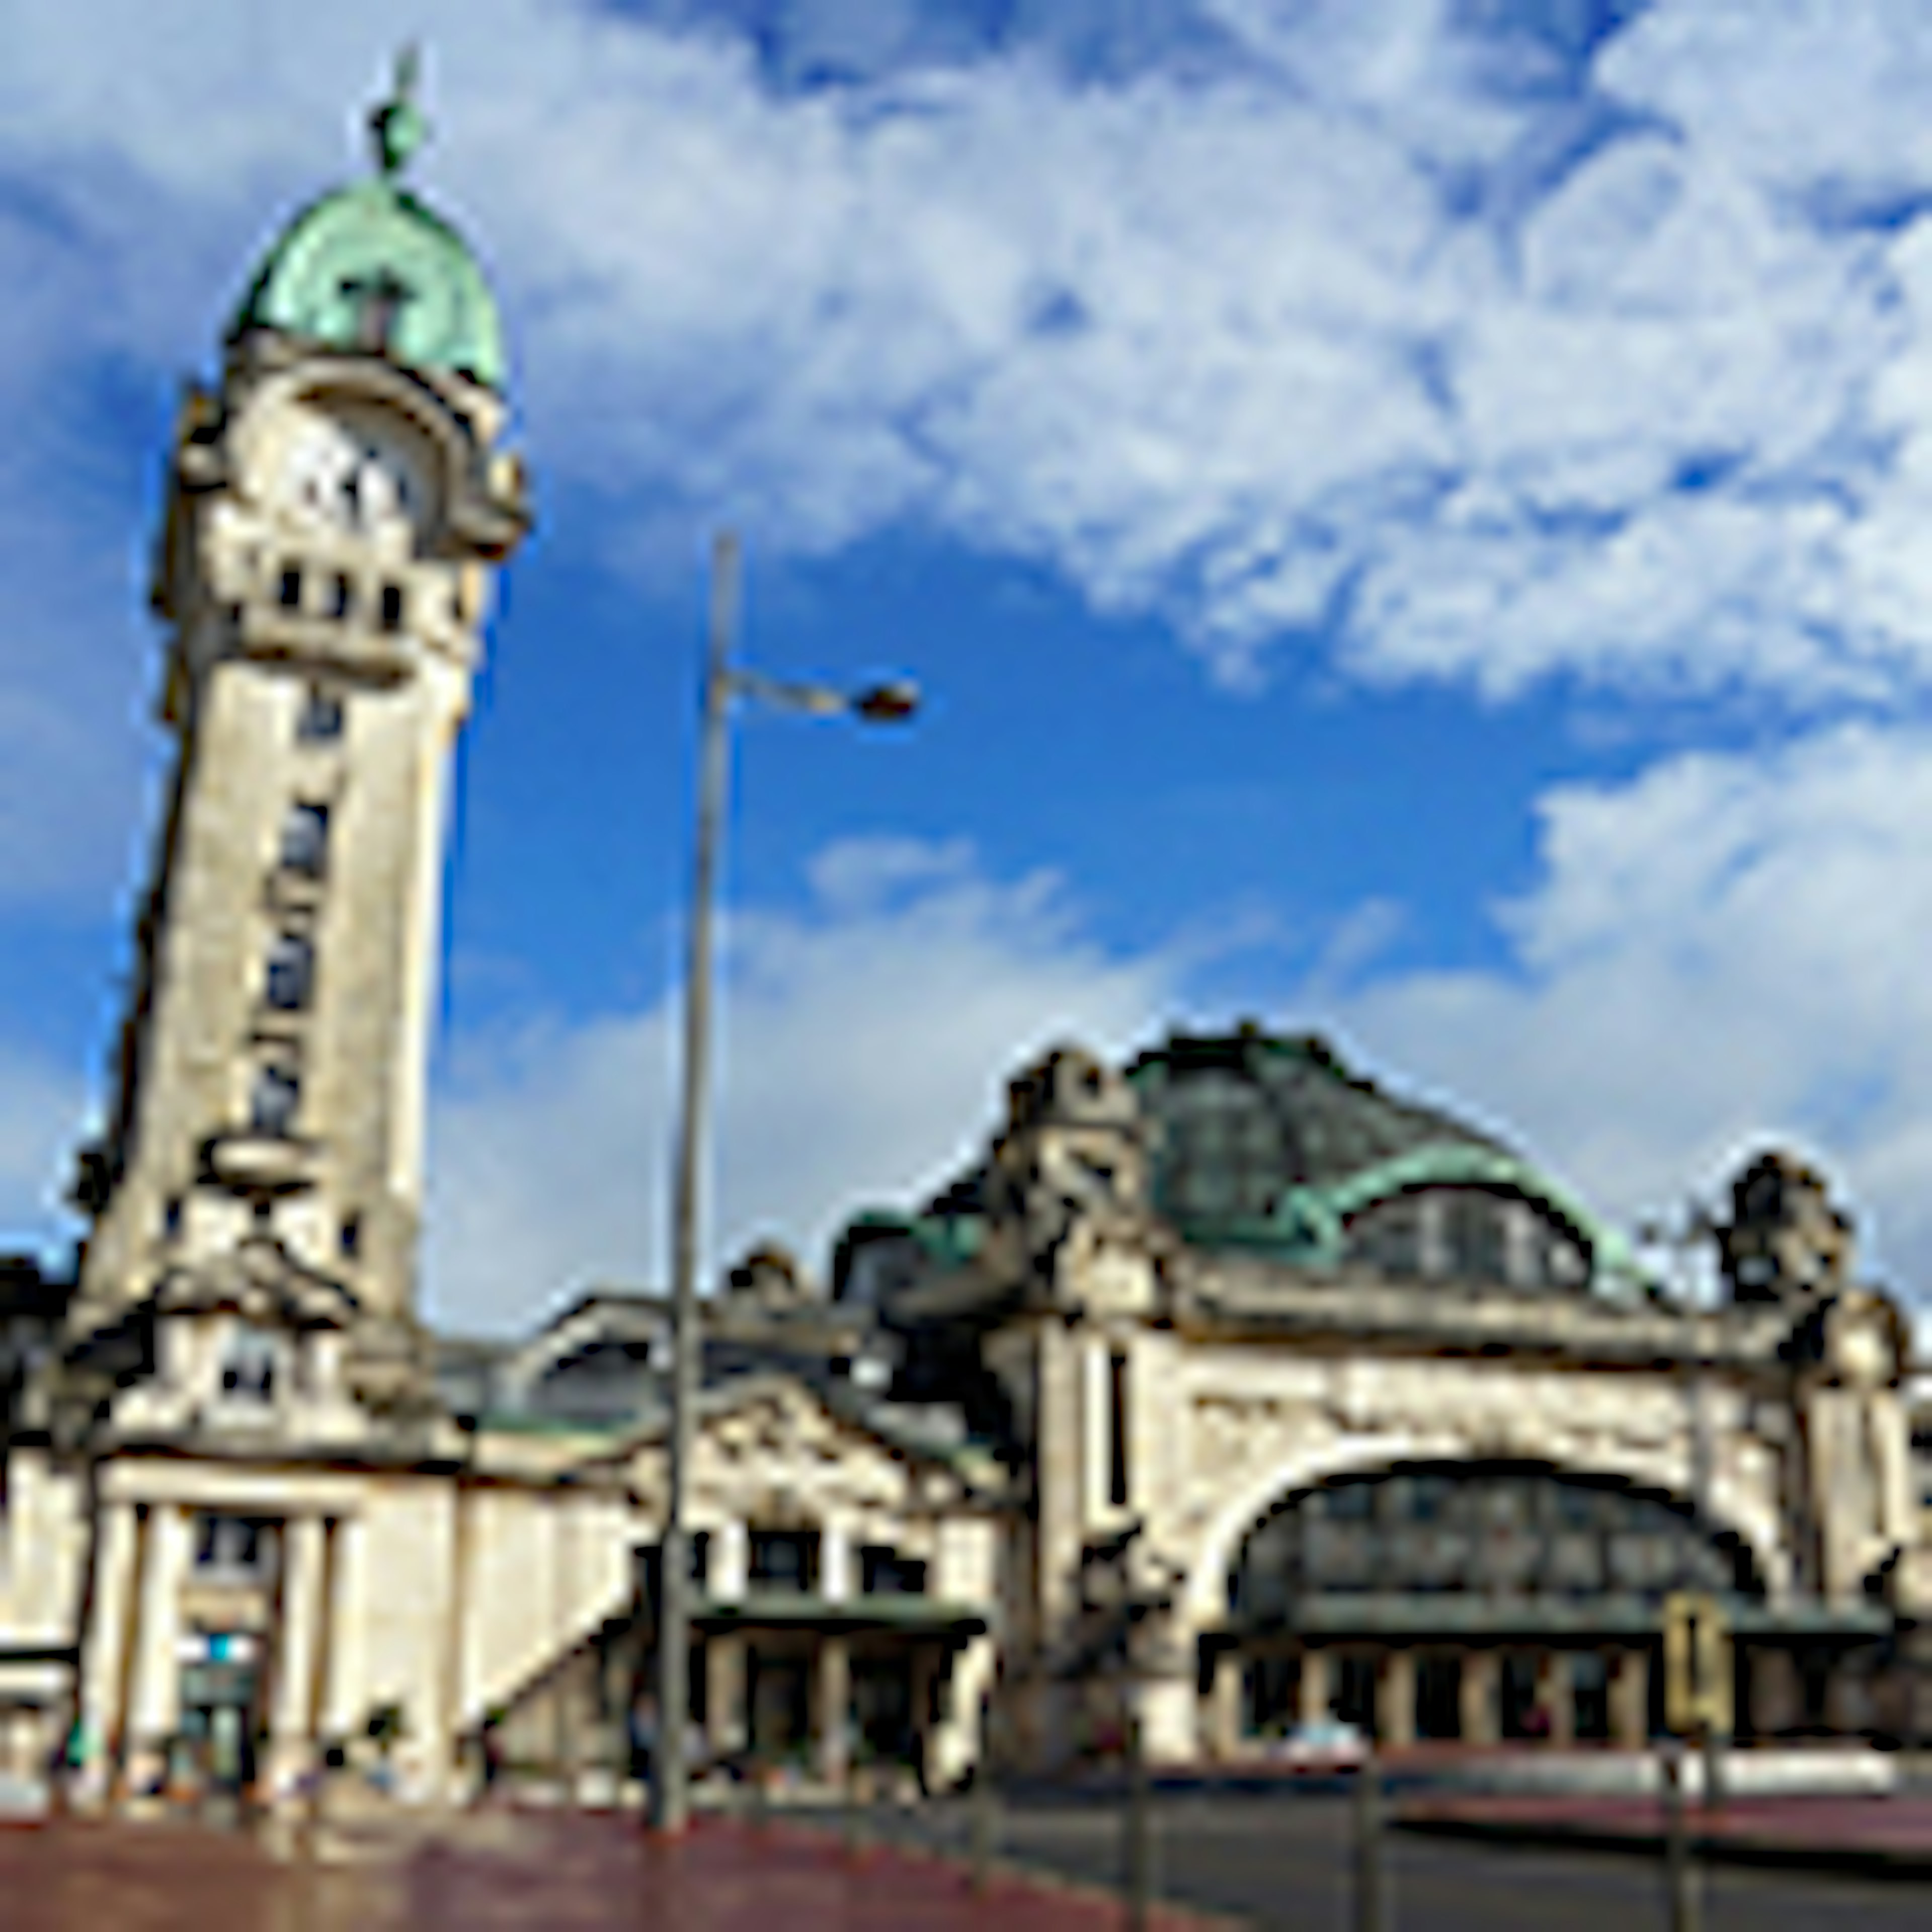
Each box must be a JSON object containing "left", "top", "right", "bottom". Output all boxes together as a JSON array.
[
  {"left": 1129, "top": 1030, "right": 1644, "bottom": 1296},
  {"left": 229, "top": 57, "right": 505, "bottom": 391},
  {"left": 840, "top": 1030, "right": 1647, "bottom": 1302}
]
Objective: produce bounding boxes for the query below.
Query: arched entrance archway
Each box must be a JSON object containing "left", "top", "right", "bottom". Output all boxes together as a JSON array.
[{"left": 1210, "top": 1460, "right": 1768, "bottom": 1753}]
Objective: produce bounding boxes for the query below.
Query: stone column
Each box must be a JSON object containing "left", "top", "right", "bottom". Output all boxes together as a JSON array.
[
  {"left": 1210, "top": 1649, "right": 1243, "bottom": 1758},
  {"left": 1537, "top": 1650, "right": 1574, "bottom": 1746},
  {"left": 1378, "top": 1649, "right": 1416, "bottom": 1748},
  {"left": 705, "top": 1641, "right": 745, "bottom": 1757},
  {"left": 1299, "top": 1647, "right": 1331, "bottom": 1728},
  {"left": 77, "top": 1500, "right": 142, "bottom": 1808},
  {"left": 1609, "top": 1648, "right": 1649, "bottom": 1749},
  {"left": 269, "top": 1514, "right": 326, "bottom": 1803},
  {"left": 126, "top": 1503, "right": 191, "bottom": 1800},
  {"left": 705, "top": 1520, "right": 748, "bottom": 1758},
  {"left": 320, "top": 1514, "right": 369, "bottom": 1745},
  {"left": 821, "top": 1520, "right": 852, "bottom": 1604},
  {"left": 712, "top": 1520, "right": 748, "bottom": 1598},
  {"left": 1461, "top": 1649, "right": 1499, "bottom": 1746},
  {"left": 816, "top": 1638, "right": 850, "bottom": 1785}
]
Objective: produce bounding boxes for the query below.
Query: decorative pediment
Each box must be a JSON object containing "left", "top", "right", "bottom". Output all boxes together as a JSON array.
[{"left": 153, "top": 1234, "right": 359, "bottom": 1333}]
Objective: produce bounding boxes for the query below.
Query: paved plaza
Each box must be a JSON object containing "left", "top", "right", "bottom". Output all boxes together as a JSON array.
[
  {"left": 0, "top": 1806, "right": 1229, "bottom": 1932},
  {"left": 7, "top": 1787, "right": 1932, "bottom": 1928}
]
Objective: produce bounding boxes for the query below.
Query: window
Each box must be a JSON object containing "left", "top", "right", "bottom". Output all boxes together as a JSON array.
[
  {"left": 296, "top": 686, "right": 344, "bottom": 743},
  {"left": 1107, "top": 1349, "right": 1130, "bottom": 1508},
  {"left": 1444, "top": 1192, "right": 1509, "bottom": 1283},
  {"left": 279, "top": 801, "right": 330, "bottom": 879},
  {"left": 278, "top": 566, "right": 302, "bottom": 610},
  {"left": 163, "top": 1195, "right": 183, "bottom": 1239},
  {"left": 192, "top": 1513, "right": 273, "bottom": 1575},
  {"left": 250, "top": 1064, "right": 300, "bottom": 1139},
  {"left": 328, "top": 573, "right": 352, "bottom": 619},
  {"left": 340, "top": 1213, "right": 361, "bottom": 1260},
  {"left": 380, "top": 583, "right": 405, "bottom": 632},
  {"left": 860, "top": 1546, "right": 929, "bottom": 1596},
  {"left": 749, "top": 1529, "right": 818, "bottom": 1593},
  {"left": 219, "top": 1327, "right": 278, "bottom": 1403},
  {"left": 264, "top": 932, "right": 314, "bottom": 1012}
]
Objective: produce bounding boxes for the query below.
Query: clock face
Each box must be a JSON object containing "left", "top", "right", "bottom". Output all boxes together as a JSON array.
[{"left": 274, "top": 405, "right": 431, "bottom": 544}]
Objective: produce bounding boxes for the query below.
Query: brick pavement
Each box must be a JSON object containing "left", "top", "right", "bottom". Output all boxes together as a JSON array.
[{"left": 0, "top": 1806, "right": 1241, "bottom": 1929}]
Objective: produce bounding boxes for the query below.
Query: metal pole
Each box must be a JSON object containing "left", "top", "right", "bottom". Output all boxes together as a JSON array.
[
  {"left": 1125, "top": 1707, "right": 1151, "bottom": 1932},
  {"left": 1353, "top": 1745, "right": 1387, "bottom": 1932},
  {"left": 651, "top": 532, "right": 740, "bottom": 1835},
  {"left": 1681, "top": 1222, "right": 1726, "bottom": 1815},
  {"left": 970, "top": 1693, "right": 996, "bottom": 1894},
  {"left": 1662, "top": 1741, "right": 1701, "bottom": 1932}
]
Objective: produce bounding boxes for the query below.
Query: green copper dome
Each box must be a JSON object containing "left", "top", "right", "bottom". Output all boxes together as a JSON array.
[{"left": 228, "top": 53, "right": 506, "bottom": 391}]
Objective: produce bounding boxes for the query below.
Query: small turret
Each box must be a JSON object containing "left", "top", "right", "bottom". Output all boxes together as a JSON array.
[{"left": 1718, "top": 1151, "right": 1853, "bottom": 1307}]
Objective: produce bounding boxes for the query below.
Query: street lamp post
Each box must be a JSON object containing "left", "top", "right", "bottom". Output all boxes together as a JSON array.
[
  {"left": 1644, "top": 1204, "right": 1727, "bottom": 1814},
  {"left": 650, "top": 532, "right": 918, "bottom": 1836}
]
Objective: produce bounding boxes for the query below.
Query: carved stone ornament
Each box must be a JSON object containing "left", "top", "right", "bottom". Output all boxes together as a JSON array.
[{"left": 153, "top": 1234, "right": 358, "bottom": 1332}]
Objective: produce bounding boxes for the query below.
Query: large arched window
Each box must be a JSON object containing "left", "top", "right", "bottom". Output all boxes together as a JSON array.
[{"left": 1229, "top": 1463, "right": 1762, "bottom": 1620}]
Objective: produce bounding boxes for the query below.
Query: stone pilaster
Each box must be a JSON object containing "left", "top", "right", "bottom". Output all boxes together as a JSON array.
[
  {"left": 1461, "top": 1650, "right": 1499, "bottom": 1746},
  {"left": 1299, "top": 1647, "right": 1331, "bottom": 1728},
  {"left": 1378, "top": 1649, "right": 1415, "bottom": 1748},
  {"left": 816, "top": 1638, "right": 850, "bottom": 1784},
  {"left": 1210, "top": 1649, "right": 1242, "bottom": 1758},
  {"left": 1609, "top": 1648, "right": 1649, "bottom": 1749}
]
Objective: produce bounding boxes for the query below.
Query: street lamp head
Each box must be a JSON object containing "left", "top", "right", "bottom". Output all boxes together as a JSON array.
[{"left": 852, "top": 679, "right": 920, "bottom": 723}]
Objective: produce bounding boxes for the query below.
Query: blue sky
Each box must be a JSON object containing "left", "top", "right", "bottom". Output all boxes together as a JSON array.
[{"left": 6, "top": 0, "right": 1932, "bottom": 1337}]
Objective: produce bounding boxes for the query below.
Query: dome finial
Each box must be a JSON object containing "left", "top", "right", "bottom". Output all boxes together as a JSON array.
[{"left": 369, "top": 44, "right": 428, "bottom": 181}]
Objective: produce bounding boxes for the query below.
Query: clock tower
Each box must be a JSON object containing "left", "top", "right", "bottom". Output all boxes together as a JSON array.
[{"left": 66, "top": 59, "right": 529, "bottom": 1416}]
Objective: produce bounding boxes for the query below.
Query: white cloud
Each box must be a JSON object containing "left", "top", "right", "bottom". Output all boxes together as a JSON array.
[
  {"left": 1331, "top": 720, "right": 1932, "bottom": 1322},
  {"left": 0, "top": 1040, "right": 88, "bottom": 1260},
  {"left": 5, "top": 1, "right": 1932, "bottom": 708},
  {"left": 423, "top": 834, "right": 1178, "bottom": 1332}
]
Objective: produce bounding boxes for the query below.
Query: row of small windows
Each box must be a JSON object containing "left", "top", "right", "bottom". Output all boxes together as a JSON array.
[
  {"left": 277, "top": 564, "right": 408, "bottom": 634},
  {"left": 1345, "top": 1189, "right": 1589, "bottom": 1291},
  {"left": 642, "top": 1532, "right": 928, "bottom": 1599},
  {"left": 160, "top": 1192, "right": 355, "bottom": 1259}
]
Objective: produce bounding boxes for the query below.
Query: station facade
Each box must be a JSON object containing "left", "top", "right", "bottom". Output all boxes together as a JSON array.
[{"left": 1, "top": 75, "right": 1928, "bottom": 1811}]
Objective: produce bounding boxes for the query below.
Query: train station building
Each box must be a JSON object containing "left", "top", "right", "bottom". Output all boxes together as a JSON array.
[{"left": 1, "top": 73, "right": 1928, "bottom": 1811}]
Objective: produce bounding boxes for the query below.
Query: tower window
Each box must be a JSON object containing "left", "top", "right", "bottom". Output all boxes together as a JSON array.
[
  {"left": 1108, "top": 1349, "right": 1131, "bottom": 1508},
  {"left": 279, "top": 801, "right": 330, "bottom": 879},
  {"left": 264, "top": 932, "right": 314, "bottom": 1012},
  {"left": 328, "top": 573, "right": 352, "bottom": 619},
  {"left": 163, "top": 1195, "right": 183, "bottom": 1239},
  {"left": 340, "top": 1213, "right": 361, "bottom": 1260},
  {"left": 250, "top": 1064, "right": 301, "bottom": 1139},
  {"left": 379, "top": 583, "right": 405, "bottom": 632},
  {"left": 297, "top": 687, "right": 344, "bottom": 743},
  {"left": 278, "top": 566, "right": 303, "bottom": 610},
  {"left": 219, "top": 1327, "right": 279, "bottom": 1404}
]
